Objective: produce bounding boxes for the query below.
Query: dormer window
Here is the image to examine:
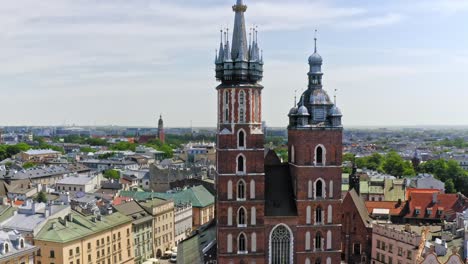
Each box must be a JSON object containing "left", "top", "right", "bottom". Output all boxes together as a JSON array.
[
  {"left": 437, "top": 208, "right": 444, "bottom": 216},
  {"left": 20, "top": 239, "right": 24, "bottom": 249},
  {"left": 415, "top": 208, "right": 420, "bottom": 215},
  {"left": 4, "top": 243, "right": 9, "bottom": 253},
  {"left": 426, "top": 208, "right": 432, "bottom": 215}
]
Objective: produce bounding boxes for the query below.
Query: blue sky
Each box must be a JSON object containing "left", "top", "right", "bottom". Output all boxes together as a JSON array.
[{"left": 1, "top": 0, "right": 468, "bottom": 127}]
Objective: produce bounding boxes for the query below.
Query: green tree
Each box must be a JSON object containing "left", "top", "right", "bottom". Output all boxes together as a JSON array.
[
  {"left": 22, "top": 162, "right": 36, "bottom": 169},
  {"left": 36, "top": 191, "right": 48, "bottom": 203},
  {"left": 104, "top": 169, "right": 120, "bottom": 180},
  {"left": 445, "top": 179, "right": 456, "bottom": 193},
  {"left": 80, "top": 147, "right": 96, "bottom": 153},
  {"left": 382, "top": 151, "right": 407, "bottom": 177},
  {"left": 110, "top": 142, "right": 136, "bottom": 151}
]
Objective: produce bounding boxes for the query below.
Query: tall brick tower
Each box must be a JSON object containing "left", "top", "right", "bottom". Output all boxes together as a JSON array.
[
  {"left": 157, "top": 114, "right": 165, "bottom": 144},
  {"left": 215, "top": 0, "right": 266, "bottom": 263},
  {"left": 287, "top": 35, "right": 343, "bottom": 264}
]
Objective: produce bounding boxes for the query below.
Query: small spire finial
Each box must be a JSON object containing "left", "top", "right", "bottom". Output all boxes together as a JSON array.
[
  {"left": 294, "top": 89, "right": 298, "bottom": 107},
  {"left": 314, "top": 29, "right": 318, "bottom": 53},
  {"left": 334, "top": 89, "right": 337, "bottom": 104}
]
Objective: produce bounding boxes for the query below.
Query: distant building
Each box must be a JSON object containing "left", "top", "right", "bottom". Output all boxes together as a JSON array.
[
  {"left": 403, "top": 190, "right": 468, "bottom": 224},
  {"left": 0, "top": 230, "right": 38, "bottom": 264},
  {"left": 0, "top": 200, "right": 70, "bottom": 243},
  {"left": 177, "top": 220, "right": 216, "bottom": 264},
  {"left": 34, "top": 211, "right": 134, "bottom": 264},
  {"left": 408, "top": 174, "right": 445, "bottom": 193},
  {"left": 371, "top": 223, "right": 423, "bottom": 264},
  {"left": 55, "top": 172, "right": 103, "bottom": 193},
  {"left": 178, "top": 142, "right": 216, "bottom": 164},
  {"left": 341, "top": 189, "right": 373, "bottom": 264},
  {"left": 18, "top": 149, "right": 61, "bottom": 162},
  {"left": 79, "top": 159, "right": 138, "bottom": 172},
  {"left": 113, "top": 201, "right": 154, "bottom": 264},
  {"left": 138, "top": 198, "right": 174, "bottom": 258},
  {"left": 174, "top": 202, "right": 192, "bottom": 245}
]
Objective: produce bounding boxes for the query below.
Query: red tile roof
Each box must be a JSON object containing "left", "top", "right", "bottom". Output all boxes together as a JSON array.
[
  {"left": 405, "top": 192, "right": 468, "bottom": 221},
  {"left": 365, "top": 201, "right": 406, "bottom": 216},
  {"left": 112, "top": 196, "right": 133, "bottom": 206},
  {"left": 405, "top": 188, "right": 440, "bottom": 200}
]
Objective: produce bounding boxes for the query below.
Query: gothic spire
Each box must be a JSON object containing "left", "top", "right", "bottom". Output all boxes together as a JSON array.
[
  {"left": 231, "top": 0, "right": 248, "bottom": 61},
  {"left": 217, "top": 29, "right": 224, "bottom": 63}
]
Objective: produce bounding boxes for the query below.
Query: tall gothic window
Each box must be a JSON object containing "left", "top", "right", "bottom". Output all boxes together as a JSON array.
[
  {"left": 238, "top": 207, "right": 246, "bottom": 226},
  {"left": 224, "top": 109, "right": 229, "bottom": 122},
  {"left": 237, "top": 155, "right": 245, "bottom": 173},
  {"left": 237, "top": 180, "right": 245, "bottom": 200},
  {"left": 315, "top": 232, "right": 322, "bottom": 250},
  {"left": 316, "top": 207, "right": 322, "bottom": 224},
  {"left": 316, "top": 180, "right": 323, "bottom": 198},
  {"left": 239, "top": 108, "right": 245, "bottom": 123},
  {"left": 238, "top": 233, "right": 246, "bottom": 253},
  {"left": 225, "top": 90, "right": 229, "bottom": 105},
  {"left": 238, "top": 130, "right": 245, "bottom": 148},
  {"left": 270, "top": 225, "right": 292, "bottom": 264},
  {"left": 239, "top": 90, "right": 245, "bottom": 123},
  {"left": 315, "top": 259, "right": 321, "bottom": 264},
  {"left": 316, "top": 146, "right": 323, "bottom": 164}
]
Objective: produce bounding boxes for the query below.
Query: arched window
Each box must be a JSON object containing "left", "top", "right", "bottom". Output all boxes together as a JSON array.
[
  {"left": 237, "top": 155, "right": 245, "bottom": 174},
  {"left": 227, "top": 234, "right": 233, "bottom": 253},
  {"left": 239, "top": 108, "right": 245, "bottom": 123},
  {"left": 250, "top": 179, "right": 255, "bottom": 199},
  {"left": 327, "top": 205, "right": 332, "bottom": 224},
  {"left": 326, "top": 230, "right": 332, "bottom": 250},
  {"left": 227, "top": 180, "right": 233, "bottom": 200},
  {"left": 305, "top": 231, "right": 311, "bottom": 250},
  {"left": 237, "top": 180, "right": 245, "bottom": 200},
  {"left": 227, "top": 207, "right": 233, "bottom": 226},
  {"left": 315, "top": 258, "right": 321, "bottom": 264},
  {"left": 238, "top": 130, "right": 245, "bottom": 148},
  {"left": 224, "top": 109, "right": 229, "bottom": 122},
  {"left": 308, "top": 180, "right": 313, "bottom": 199},
  {"left": 329, "top": 180, "right": 333, "bottom": 198},
  {"left": 316, "top": 180, "right": 323, "bottom": 198},
  {"left": 251, "top": 207, "right": 256, "bottom": 225},
  {"left": 20, "top": 239, "right": 24, "bottom": 249},
  {"left": 316, "top": 206, "right": 322, "bottom": 224},
  {"left": 315, "top": 232, "right": 322, "bottom": 250},
  {"left": 270, "top": 225, "right": 292, "bottom": 264},
  {"left": 291, "top": 145, "right": 295, "bottom": 163},
  {"left": 316, "top": 146, "right": 323, "bottom": 165},
  {"left": 251, "top": 232, "right": 257, "bottom": 252},
  {"left": 239, "top": 90, "right": 245, "bottom": 105},
  {"left": 306, "top": 206, "right": 311, "bottom": 224},
  {"left": 4, "top": 243, "right": 9, "bottom": 253},
  {"left": 326, "top": 257, "right": 331, "bottom": 264},
  {"left": 225, "top": 90, "right": 229, "bottom": 105},
  {"left": 238, "top": 233, "right": 247, "bottom": 253},
  {"left": 305, "top": 258, "right": 311, "bottom": 264},
  {"left": 238, "top": 207, "right": 246, "bottom": 227}
]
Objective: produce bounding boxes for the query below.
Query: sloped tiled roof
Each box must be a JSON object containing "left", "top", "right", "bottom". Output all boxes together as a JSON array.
[
  {"left": 365, "top": 200, "right": 406, "bottom": 216},
  {"left": 35, "top": 212, "right": 131, "bottom": 243},
  {"left": 120, "top": 185, "right": 214, "bottom": 208},
  {"left": 345, "top": 189, "right": 372, "bottom": 227},
  {"left": 405, "top": 192, "right": 468, "bottom": 221}
]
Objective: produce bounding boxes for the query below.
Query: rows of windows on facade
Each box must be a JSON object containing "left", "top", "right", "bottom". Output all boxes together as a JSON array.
[{"left": 36, "top": 229, "right": 131, "bottom": 264}]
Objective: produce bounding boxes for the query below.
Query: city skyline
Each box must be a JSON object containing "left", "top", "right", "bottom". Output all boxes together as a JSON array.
[{"left": 1, "top": 0, "right": 468, "bottom": 127}]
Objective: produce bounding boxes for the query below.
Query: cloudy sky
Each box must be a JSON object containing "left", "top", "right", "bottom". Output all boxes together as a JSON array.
[{"left": 1, "top": 0, "right": 468, "bottom": 127}]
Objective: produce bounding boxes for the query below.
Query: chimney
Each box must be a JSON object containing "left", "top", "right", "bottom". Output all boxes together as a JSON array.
[
  {"left": 432, "top": 193, "right": 438, "bottom": 204},
  {"left": 44, "top": 206, "right": 50, "bottom": 218}
]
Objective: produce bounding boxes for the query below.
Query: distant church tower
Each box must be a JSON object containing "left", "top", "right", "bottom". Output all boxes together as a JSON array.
[
  {"left": 158, "top": 115, "right": 165, "bottom": 144},
  {"left": 287, "top": 34, "right": 344, "bottom": 263},
  {"left": 215, "top": 0, "right": 265, "bottom": 263}
]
